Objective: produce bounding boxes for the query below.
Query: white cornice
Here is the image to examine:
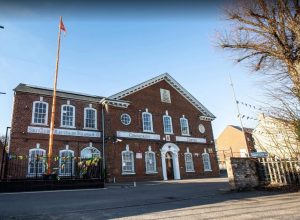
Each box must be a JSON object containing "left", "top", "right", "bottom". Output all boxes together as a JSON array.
[{"left": 109, "top": 73, "right": 215, "bottom": 119}]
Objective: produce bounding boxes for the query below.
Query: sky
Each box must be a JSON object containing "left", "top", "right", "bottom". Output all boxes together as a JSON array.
[{"left": 0, "top": 1, "right": 267, "bottom": 138}]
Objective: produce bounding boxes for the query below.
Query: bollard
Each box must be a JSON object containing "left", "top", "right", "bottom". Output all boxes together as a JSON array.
[{"left": 133, "top": 181, "right": 136, "bottom": 187}]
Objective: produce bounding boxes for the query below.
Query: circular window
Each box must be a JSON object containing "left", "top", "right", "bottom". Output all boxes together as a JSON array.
[
  {"left": 121, "top": 113, "right": 131, "bottom": 125},
  {"left": 198, "top": 124, "right": 205, "bottom": 134}
]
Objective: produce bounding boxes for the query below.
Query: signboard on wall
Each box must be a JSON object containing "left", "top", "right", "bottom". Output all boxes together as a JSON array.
[
  {"left": 27, "top": 126, "right": 101, "bottom": 138},
  {"left": 136, "top": 153, "right": 143, "bottom": 159},
  {"left": 116, "top": 131, "right": 160, "bottom": 140},
  {"left": 175, "top": 136, "right": 206, "bottom": 143}
]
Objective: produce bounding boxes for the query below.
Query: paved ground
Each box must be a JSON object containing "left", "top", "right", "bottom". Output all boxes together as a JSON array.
[{"left": 0, "top": 178, "right": 299, "bottom": 219}]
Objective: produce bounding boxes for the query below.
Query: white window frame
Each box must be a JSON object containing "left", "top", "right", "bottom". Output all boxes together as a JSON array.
[
  {"left": 27, "top": 146, "right": 46, "bottom": 177},
  {"left": 61, "top": 104, "right": 76, "bottom": 128},
  {"left": 180, "top": 116, "right": 190, "bottom": 136},
  {"left": 59, "top": 149, "right": 74, "bottom": 176},
  {"left": 122, "top": 145, "right": 135, "bottom": 175},
  {"left": 80, "top": 145, "right": 101, "bottom": 159},
  {"left": 185, "top": 148, "right": 195, "bottom": 172},
  {"left": 120, "top": 113, "right": 131, "bottom": 125},
  {"left": 163, "top": 115, "right": 173, "bottom": 134},
  {"left": 32, "top": 101, "right": 48, "bottom": 125},
  {"left": 202, "top": 153, "right": 212, "bottom": 171},
  {"left": 145, "top": 146, "right": 157, "bottom": 174},
  {"left": 84, "top": 107, "right": 97, "bottom": 129},
  {"left": 142, "top": 109, "right": 153, "bottom": 132}
]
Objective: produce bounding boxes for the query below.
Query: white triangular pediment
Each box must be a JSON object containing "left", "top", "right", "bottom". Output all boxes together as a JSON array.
[{"left": 109, "top": 73, "right": 215, "bottom": 120}]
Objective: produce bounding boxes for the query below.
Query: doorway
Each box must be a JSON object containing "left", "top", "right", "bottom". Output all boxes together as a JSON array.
[{"left": 165, "top": 152, "right": 174, "bottom": 180}]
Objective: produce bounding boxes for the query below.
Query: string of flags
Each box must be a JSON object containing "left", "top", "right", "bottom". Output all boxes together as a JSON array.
[{"left": 236, "top": 100, "right": 263, "bottom": 111}]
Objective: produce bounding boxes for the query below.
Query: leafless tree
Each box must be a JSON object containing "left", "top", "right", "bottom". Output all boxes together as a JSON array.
[{"left": 219, "top": 0, "right": 300, "bottom": 157}]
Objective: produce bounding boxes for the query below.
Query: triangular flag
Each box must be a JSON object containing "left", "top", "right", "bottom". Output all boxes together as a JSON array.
[{"left": 60, "top": 18, "right": 66, "bottom": 33}]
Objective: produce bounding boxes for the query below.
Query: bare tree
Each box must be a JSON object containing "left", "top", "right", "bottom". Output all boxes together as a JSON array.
[
  {"left": 219, "top": 0, "right": 300, "bottom": 157},
  {"left": 219, "top": 0, "right": 300, "bottom": 93}
]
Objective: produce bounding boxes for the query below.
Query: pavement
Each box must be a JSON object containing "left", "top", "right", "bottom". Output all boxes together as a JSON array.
[{"left": 0, "top": 178, "right": 299, "bottom": 219}]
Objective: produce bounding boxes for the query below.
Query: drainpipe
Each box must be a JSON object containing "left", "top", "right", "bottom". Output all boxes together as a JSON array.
[{"left": 100, "top": 98, "right": 106, "bottom": 181}]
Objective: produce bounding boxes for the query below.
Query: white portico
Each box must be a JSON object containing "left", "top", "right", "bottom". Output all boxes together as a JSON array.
[{"left": 160, "top": 143, "right": 181, "bottom": 180}]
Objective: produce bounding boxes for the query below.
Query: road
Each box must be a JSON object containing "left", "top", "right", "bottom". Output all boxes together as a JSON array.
[{"left": 0, "top": 178, "right": 299, "bottom": 219}]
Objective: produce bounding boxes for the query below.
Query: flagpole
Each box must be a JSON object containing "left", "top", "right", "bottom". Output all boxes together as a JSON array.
[
  {"left": 47, "top": 16, "right": 63, "bottom": 175},
  {"left": 229, "top": 73, "right": 245, "bottom": 132}
]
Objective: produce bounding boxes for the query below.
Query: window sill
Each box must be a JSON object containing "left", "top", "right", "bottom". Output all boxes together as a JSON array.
[
  {"left": 164, "top": 132, "right": 174, "bottom": 135},
  {"left": 60, "top": 126, "right": 76, "bottom": 129},
  {"left": 146, "top": 171, "right": 158, "bottom": 174},
  {"left": 181, "top": 134, "right": 191, "bottom": 136},
  {"left": 83, "top": 127, "right": 98, "bottom": 131},
  {"left": 31, "top": 123, "right": 48, "bottom": 126},
  {"left": 204, "top": 169, "right": 212, "bottom": 172},
  {"left": 122, "top": 172, "right": 136, "bottom": 175},
  {"left": 143, "top": 131, "right": 154, "bottom": 133},
  {"left": 186, "top": 170, "right": 195, "bottom": 173}
]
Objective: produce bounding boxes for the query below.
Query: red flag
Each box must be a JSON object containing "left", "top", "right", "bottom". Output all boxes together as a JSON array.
[{"left": 60, "top": 18, "right": 66, "bottom": 33}]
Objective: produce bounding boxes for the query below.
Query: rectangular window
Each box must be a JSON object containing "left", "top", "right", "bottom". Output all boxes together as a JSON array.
[
  {"left": 202, "top": 153, "right": 212, "bottom": 171},
  {"left": 59, "top": 150, "right": 74, "bottom": 176},
  {"left": 145, "top": 152, "right": 157, "bottom": 173},
  {"left": 62, "top": 105, "right": 75, "bottom": 127},
  {"left": 122, "top": 151, "right": 134, "bottom": 173},
  {"left": 33, "top": 102, "right": 48, "bottom": 125},
  {"left": 185, "top": 153, "right": 194, "bottom": 172},
  {"left": 85, "top": 108, "right": 96, "bottom": 129},
  {"left": 143, "top": 112, "right": 153, "bottom": 132},
  {"left": 28, "top": 149, "right": 46, "bottom": 176},
  {"left": 180, "top": 118, "right": 189, "bottom": 135},
  {"left": 163, "top": 116, "right": 173, "bottom": 134}
]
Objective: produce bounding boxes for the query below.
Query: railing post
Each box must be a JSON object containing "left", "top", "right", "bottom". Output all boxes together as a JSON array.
[
  {"left": 71, "top": 156, "right": 73, "bottom": 179},
  {"left": 35, "top": 155, "right": 39, "bottom": 179}
]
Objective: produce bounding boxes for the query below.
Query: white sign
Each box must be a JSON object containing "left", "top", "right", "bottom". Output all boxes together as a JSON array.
[
  {"left": 117, "top": 131, "right": 160, "bottom": 140},
  {"left": 175, "top": 136, "right": 206, "bottom": 143},
  {"left": 136, "top": 153, "right": 143, "bottom": 159},
  {"left": 160, "top": 88, "right": 171, "bottom": 103},
  {"left": 27, "top": 126, "right": 101, "bottom": 138}
]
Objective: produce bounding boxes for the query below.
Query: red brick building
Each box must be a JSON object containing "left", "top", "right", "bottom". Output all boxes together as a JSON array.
[{"left": 9, "top": 73, "right": 219, "bottom": 181}]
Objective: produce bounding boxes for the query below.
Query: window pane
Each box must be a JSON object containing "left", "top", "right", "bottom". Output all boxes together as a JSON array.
[
  {"left": 85, "top": 109, "right": 96, "bottom": 128},
  {"left": 62, "top": 105, "right": 74, "bottom": 127},
  {"left": 33, "top": 102, "right": 47, "bottom": 124}
]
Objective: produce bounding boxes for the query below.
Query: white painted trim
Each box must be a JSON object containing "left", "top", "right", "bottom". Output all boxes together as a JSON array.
[
  {"left": 59, "top": 149, "right": 74, "bottom": 176},
  {"left": 160, "top": 143, "right": 181, "bottom": 180},
  {"left": 27, "top": 147, "right": 46, "bottom": 176},
  {"left": 61, "top": 104, "right": 76, "bottom": 128},
  {"left": 108, "top": 73, "right": 215, "bottom": 119},
  {"left": 180, "top": 117, "right": 190, "bottom": 136},
  {"left": 121, "top": 145, "right": 135, "bottom": 175},
  {"left": 163, "top": 115, "right": 173, "bottom": 134},
  {"left": 83, "top": 107, "right": 97, "bottom": 129},
  {"left": 142, "top": 111, "right": 154, "bottom": 132},
  {"left": 31, "top": 101, "right": 49, "bottom": 126}
]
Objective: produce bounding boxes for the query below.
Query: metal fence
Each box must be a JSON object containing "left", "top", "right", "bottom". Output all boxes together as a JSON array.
[
  {"left": 258, "top": 157, "right": 300, "bottom": 185},
  {"left": 1, "top": 154, "right": 102, "bottom": 180}
]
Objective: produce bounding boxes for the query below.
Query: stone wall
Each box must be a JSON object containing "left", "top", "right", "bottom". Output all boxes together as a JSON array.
[{"left": 226, "top": 157, "right": 259, "bottom": 190}]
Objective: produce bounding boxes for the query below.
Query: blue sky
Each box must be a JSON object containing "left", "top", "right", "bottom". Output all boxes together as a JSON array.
[{"left": 0, "top": 2, "right": 266, "bottom": 138}]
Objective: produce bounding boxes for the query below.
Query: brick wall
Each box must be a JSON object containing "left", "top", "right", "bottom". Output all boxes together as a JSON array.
[{"left": 226, "top": 157, "right": 259, "bottom": 190}]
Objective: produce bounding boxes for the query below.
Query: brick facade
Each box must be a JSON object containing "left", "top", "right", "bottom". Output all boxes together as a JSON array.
[{"left": 9, "top": 73, "right": 219, "bottom": 182}]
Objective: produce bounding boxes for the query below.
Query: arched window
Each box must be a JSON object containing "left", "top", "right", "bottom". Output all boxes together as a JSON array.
[
  {"left": 202, "top": 153, "right": 212, "bottom": 171},
  {"left": 28, "top": 144, "right": 46, "bottom": 176},
  {"left": 84, "top": 107, "right": 97, "bottom": 129},
  {"left": 61, "top": 104, "right": 75, "bottom": 128},
  {"left": 184, "top": 147, "right": 194, "bottom": 172},
  {"left": 142, "top": 109, "right": 153, "bottom": 132},
  {"left": 59, "top": 146, "right": 74, "bottom": 176},
  {"left": 145, "top": 146, "right": 157, "bottom": 174},
  {"left": 32, "top": 100, "right": 48, "bottom": 125},
  {"left": 80, "top": 145, "right": 101, "bottom": 159},
  {"left": 180, "top": 116, "right": 189, "bottom": 135},
  {"left": 163, "top": 111, "right": 173, "bottom": 134},
  {"left": 122, "top": 145, "right": 135, "bottom": 174}
]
